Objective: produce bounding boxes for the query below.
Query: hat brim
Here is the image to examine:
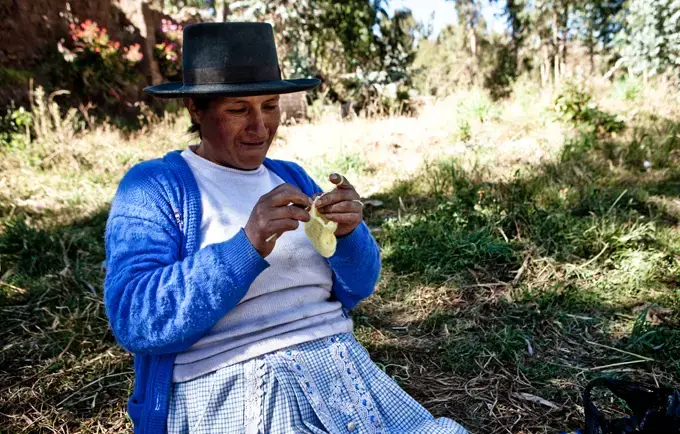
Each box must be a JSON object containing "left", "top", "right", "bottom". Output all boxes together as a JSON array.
[{"left": 144, "top": 78, "right": 320, "bottom": 98}]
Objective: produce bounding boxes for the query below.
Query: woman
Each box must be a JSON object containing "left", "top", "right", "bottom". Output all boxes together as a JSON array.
[{"left": 105, "top": 22, "right": 468, "bottom": 434}]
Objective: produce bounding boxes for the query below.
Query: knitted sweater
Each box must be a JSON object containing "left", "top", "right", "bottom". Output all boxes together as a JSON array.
[{"left": 104, "top": 150, "right": 381, "bottom": 433}]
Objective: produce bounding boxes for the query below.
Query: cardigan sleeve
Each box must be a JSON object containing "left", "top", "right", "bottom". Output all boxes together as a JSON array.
[
  {"left": 284, "top": 161, "right": 381, "bottom": 310},
  {"left": 104, "top": 164, "right": 269, "bottom": 355}
]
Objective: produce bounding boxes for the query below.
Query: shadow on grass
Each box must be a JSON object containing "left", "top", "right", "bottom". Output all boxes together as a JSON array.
[
  {"left": 357, "top": 124, "right": 680, "bottom": 432},
  {"left": 0, "top": 115, "right": 677, "bottom": 433},
  {"left": 0, "top": 204, "right": 134, "bottom": 432}
]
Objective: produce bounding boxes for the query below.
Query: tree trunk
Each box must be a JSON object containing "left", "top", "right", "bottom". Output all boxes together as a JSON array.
[
  {"left": 506, "top": 0, "right": 523, "bottom": 77},
  {"left": 552, "top": 4, "right": 560, "bottom": 86},
  {"left": 587, "top": 11, "right": 595, "bottom": 74},
  {"left": 588, "top": 36, "right": 595, "bottom": 74},
  {"left": 221, "top": 0, "right": 230, "bottom": 22},
  {"left": 560, "top": 2, "right": 569, "bottom": 79},
  {"left": 468, "top": 24, "right": 477, "bottom": 59},
  {"left": 541, "top": 42, "right": 550, "bottom": 87},
  {"left": 114, "top": 0, "right": 164, "bottom": 85}
]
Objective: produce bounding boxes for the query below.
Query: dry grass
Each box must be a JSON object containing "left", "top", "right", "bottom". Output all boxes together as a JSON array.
[{"left": 1, "top": 82, "right": 679, "bottom": 433}]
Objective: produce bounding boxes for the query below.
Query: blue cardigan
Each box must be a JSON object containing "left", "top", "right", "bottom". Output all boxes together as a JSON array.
[{"left": 104, "top": 150, "right": 381, "bottom": 433}]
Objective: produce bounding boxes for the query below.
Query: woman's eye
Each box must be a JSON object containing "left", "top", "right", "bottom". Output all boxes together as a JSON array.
[
  {"left": 227, "top": 108, "right": 246, "bottom": 114},
  {"left": 264, "top": 105, "right": 279, "bottom": 111}
]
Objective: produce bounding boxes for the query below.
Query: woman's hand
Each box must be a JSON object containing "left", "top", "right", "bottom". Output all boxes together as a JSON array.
[
  {"left": 245, "top": 184, "right": 312, "bottom": 257},
  {"left": 314, "top": 173, "right": 363, "bottom": 237}
]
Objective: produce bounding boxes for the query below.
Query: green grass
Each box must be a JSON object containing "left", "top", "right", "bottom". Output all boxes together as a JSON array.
[
  {"left": 307, "top": 150, "right": 377, "bottom": 190},
  {"left": 357, "top": 118, "right": 680, "bottom": 431},
  {"left": 1, "top": 84, "right": 679, "bottom": 433}
]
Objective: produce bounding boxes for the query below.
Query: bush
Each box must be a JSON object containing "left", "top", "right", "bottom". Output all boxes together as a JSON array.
[
  {"left": 337, "top": 69, "right": 417, "bottom": 117},
  {"left": 154, "top": 19, "right": 183, "bottom": 81},
  {"left": 612, "top": 75, "right": 644, "bottom": 101},
  {"left": 554, "top": 83, "right": 625, "bottom": 135},
  {"left": 0, "top": 103, "right": 32, "bottom": 149},
  {"left": 56, "top": 20, "right": 144, "bottom": 113},
  {"left": 0, "top": 86, "right": 85, "bottom": 168}
]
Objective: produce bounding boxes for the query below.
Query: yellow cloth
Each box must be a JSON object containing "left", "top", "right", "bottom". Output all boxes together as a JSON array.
[{"left": 304, "top": 199, "right": 338, "bottom": 258}]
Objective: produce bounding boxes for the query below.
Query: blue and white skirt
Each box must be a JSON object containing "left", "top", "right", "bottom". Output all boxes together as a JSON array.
[{"left": 168, "top": 333, "right": 468, "bottom": 434}]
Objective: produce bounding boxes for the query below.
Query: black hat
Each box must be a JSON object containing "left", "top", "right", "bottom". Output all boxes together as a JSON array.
[{"left": 144, "top": 22, "right": 320, "bottom": 98}]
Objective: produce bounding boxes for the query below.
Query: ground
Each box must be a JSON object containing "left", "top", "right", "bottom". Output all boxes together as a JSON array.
[{"left": 1, "top": 79, "right": 678, "bottom": 433}]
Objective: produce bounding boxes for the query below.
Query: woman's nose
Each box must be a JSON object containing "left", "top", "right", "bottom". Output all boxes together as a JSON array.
[{"left": 246, "top": 108, "right": 268, "bottom": 137}]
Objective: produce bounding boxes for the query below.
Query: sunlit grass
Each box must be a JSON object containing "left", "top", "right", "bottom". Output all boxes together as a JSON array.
[{"left": 1, "top": 81, "right": 679, "bottom": 433}]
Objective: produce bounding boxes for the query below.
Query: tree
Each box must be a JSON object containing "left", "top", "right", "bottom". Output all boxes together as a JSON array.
[
  {"left": 504, "top": 0, "right": 530, "bottom": 75},
  {"left": 572, "top": 0, "right": 626, "bottom": 73},
  {"left": 619, "top": 0, "right": 680, "bottom": 77}
]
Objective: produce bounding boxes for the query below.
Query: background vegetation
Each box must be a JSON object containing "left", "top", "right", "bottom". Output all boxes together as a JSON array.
[{"left": 1, "top": 0, "right": 679, "bottom": 433}]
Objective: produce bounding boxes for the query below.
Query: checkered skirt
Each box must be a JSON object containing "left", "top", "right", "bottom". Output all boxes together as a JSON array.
[{"left": 168, "top": 333, "right": 468, "bottom": 434}]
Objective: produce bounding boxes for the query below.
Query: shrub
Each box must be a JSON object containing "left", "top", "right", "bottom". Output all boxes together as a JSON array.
[
  {"left": 554, "top": 83, "right": 625, "bottom": 135},
  {"left": 338, "top": 69, "right": 417, "bottom": 117},
  {"left": 0, "top": 103, "right": 32, "bottom": 149},
  {"left": 56, "top": 20, "right": 143, "bottom": 111},
  {"left": 154, "top": 42, "right": 182, "bottom": 80},
  {"left": 612, "top": 75, "right": 643, "bottom": 102},
  {"left": 0, "top": 86, "right": 84, "bottom": 167},
  {"left": 154, "top": 19, "right": 183, "bottom": 81}
]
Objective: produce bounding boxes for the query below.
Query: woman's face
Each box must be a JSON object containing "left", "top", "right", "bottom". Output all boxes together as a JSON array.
[{"left": 185, "top": 94, "right": 281, "bottom": 170}]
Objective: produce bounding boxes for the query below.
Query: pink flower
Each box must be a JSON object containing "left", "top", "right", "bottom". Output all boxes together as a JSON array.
[{"left": 124, "top": 43, "right": 143, "bottom": 63}]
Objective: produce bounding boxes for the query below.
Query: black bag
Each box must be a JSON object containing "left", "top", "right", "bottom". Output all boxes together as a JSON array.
[{"left": 582, "top": 377, "right": 680, "bottom": 433}]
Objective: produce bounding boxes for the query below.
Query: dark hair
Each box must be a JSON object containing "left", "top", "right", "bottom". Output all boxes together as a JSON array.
[{"left": 188, "top": 97, "right": 214, "bottom": 139}]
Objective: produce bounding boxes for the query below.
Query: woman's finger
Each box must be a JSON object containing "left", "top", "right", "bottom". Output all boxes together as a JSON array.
[
  {"left": 329, "top": 173, "right": 354, "bottom": 190},
  {"left": 266, "top": 183, "right": 312, "bottom": 207},
  {"left": 324, "top": 212, "right": 362, "bottom": 225},
  {"left": 317, "top": 200, "right": 363, "bottom": 215},
  {"left": 315, "top": 189, "right": 359, "bottom": 209},
  {"left": 265, "top": 218, "right": 300, "bottom": 238},
  {"left": 268, "top": 204, "right": 311, "bottom": 222}
]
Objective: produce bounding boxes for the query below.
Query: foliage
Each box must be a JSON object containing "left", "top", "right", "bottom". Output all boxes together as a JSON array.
[
  {"left": 612, "top": 75, "right": 644, "bottom": 101},
  {"left": 56, "top": 20, "right": 143, "bottom": 111},
  {"left": 154, "top": 19, "right": 183, "bottom": 81},
  {"left": 554, "top": 83, "right": 625, "bottom": 135},
  {"left": 230, "top": 0, "right": 418, "bottom": 114},
  {"left": 29, "top": 87, "right": 82, "bottom": 148},
  {"left": 574, "top": 0, "right": 626, "bottom": 68},
  {"left": 412, "top": 25, "right": 477, "bottom": 97},
  {"left": 0, "top": 86, "right": 86, "bottom": 168},
  {"left": 0, "top": 86, "right": 83, "bottom": 154},
  {"left": 0, "top": 68, "right": 34, "bottom": 87},
  {"left": 0, "top": 103, "right": 32, "bottom": 149},
  {"left": 483, "top": 34, "right": 519, "bottom": 100},
  {"left": 619, "top": 0, "right": 680, "bottom": 76}
]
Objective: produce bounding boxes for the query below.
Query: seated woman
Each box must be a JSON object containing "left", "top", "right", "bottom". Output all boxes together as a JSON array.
[{"left": 104, "top": 22, "right": 468, "bottom": 434}]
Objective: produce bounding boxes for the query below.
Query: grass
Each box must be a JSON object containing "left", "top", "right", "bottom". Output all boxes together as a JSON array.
[{"left": 1, "top": 80, "right": 679, "bottom": 433}]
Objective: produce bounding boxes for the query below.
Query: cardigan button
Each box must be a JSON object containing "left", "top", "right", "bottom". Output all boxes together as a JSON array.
[{"left": 347, "top": 421, "right": 356, "bottom": 432}]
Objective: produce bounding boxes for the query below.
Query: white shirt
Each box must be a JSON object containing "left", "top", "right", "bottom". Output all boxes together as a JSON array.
[{"left": 172, "top": 147, "right": 352, "bottom": 382}]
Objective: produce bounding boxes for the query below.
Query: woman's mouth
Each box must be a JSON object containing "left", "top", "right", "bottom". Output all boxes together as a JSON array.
[{"left": 240, "top": 140, "right": 266, "bottom": 147}]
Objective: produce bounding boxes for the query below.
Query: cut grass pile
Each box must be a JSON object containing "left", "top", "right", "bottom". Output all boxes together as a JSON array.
[{"left": 0, "top": 82, "right": 679, "bottom": 433}]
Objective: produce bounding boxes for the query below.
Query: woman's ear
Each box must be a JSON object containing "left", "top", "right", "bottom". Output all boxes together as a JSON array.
[{"left": 183, "top": 97, "right": 201, "bottom": 125}]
